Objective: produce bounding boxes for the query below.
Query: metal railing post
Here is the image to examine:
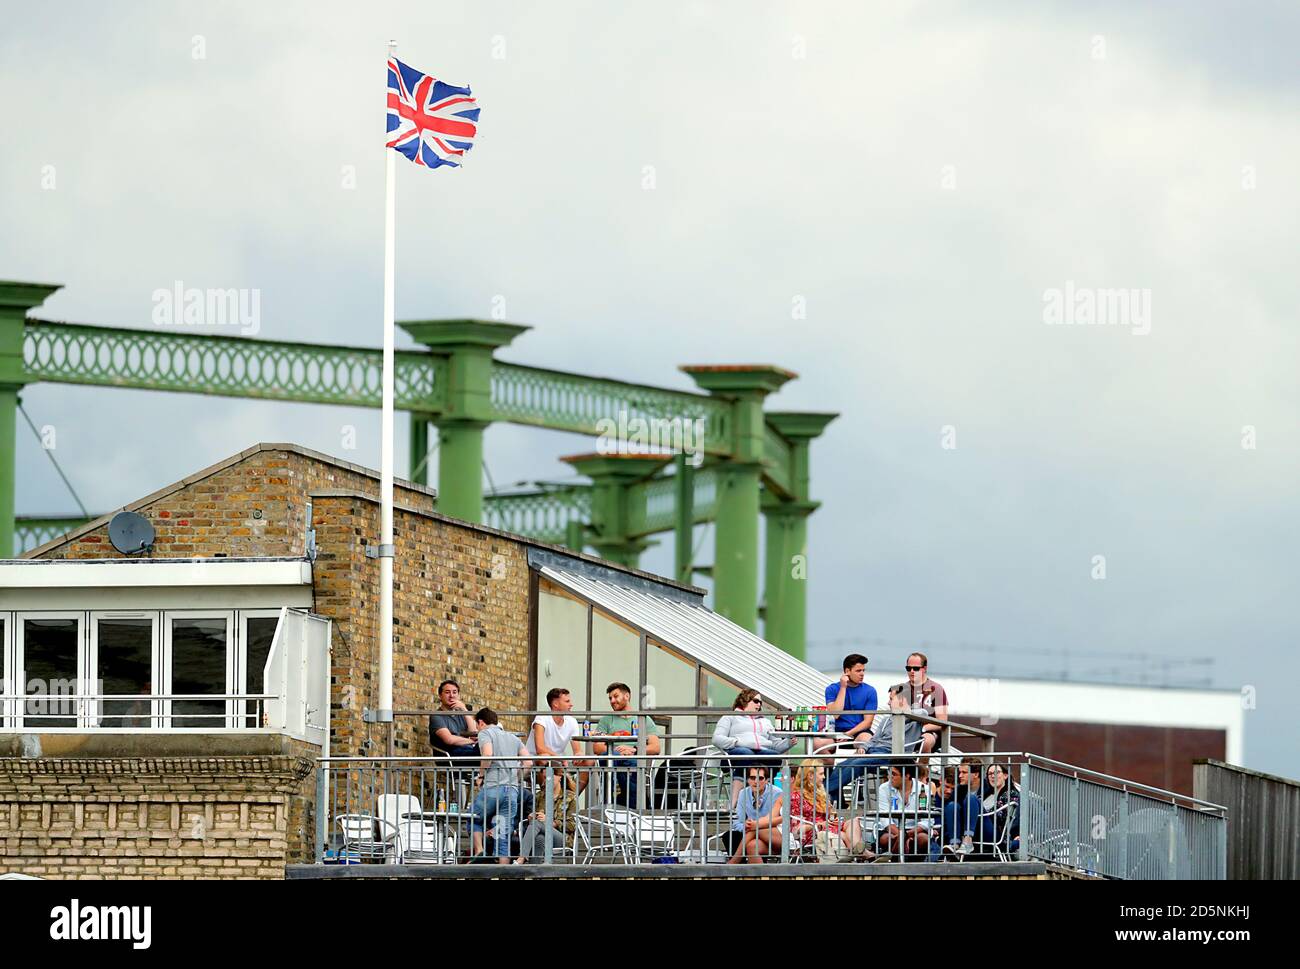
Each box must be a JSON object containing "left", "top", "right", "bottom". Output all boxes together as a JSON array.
[
  {"left": 780, "top": 759, "right": 791, "bottom": 862},
  {"left": 1069, "top": 776, "right": 1080, "bottom": 870},
  {"left": 1118, "top": 789, "right": 1128, "bottom": 878},
  {"left": 1215, "top": 810, "right": 1227, "bottom": 880},
  {"left": 543, "top": 761, "right": 555, "bottom": 865},
  {"left": 1017, "top": 762, "right": 1028, "bottom": 862},
  {"left": 315, "top": 763, "right": 328, "bottom": 863}
]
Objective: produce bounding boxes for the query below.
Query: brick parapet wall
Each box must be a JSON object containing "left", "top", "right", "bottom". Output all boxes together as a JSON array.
[{"left": 0, "top": 747, "right": 317, "bottom": 879}]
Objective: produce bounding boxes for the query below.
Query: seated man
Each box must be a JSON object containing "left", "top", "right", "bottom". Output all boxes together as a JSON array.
[
  {"left": 527, "top": 686, "right": 594, "bottom": 794},
  {"left": 725, "top": 765, "right": 785, "bottom": 864},
  {"left": 817, "top": 653, "right": 877, "bottom": 752},
  {"left": 428, "top": 679, "right": 479, "bottom": 757},
  {"left": 590, "top": 682, "right": 660, "bottom": 808},
  {"left": 826, "top": 685, "right": 922, "bottom": 802},
  {"left": 876, "top": 764, "right": 931, "bottom": 858},
  {"left": 929, "top": 759, "right": 983, "bottom": 859}
]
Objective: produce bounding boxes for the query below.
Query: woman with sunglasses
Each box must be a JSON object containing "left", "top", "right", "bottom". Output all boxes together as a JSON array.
[{"left": 712, "top": 689, "right": 795, "bottom": 806}]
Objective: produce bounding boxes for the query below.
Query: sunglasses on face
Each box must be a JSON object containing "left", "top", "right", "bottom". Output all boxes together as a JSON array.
[{"left": 905, "top": 665, "right": 924, "bottom": 672}]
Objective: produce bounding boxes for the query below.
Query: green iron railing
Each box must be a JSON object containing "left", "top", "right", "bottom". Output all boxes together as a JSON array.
[
  {"left": 24, "top": 320, "right": 445, "bottom": 410},
  {"left": 490, "top": 361, "right": 732, "bottom": 455},
  {"left": 480, "top": 486, "right": 592, "bottom": 545}
]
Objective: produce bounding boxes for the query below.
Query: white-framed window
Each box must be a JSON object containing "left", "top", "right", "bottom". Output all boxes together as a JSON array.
[
  {"left": 1, "top": 614, "right": 12, "bottom": 728},
  {"left": 89, "top": 612, "right": 158, "bottom": 729},
  {"left": 15, "top": 612, "right": 84, "bottom": 729},
  {"left": 238, "top": 610, "right": 282, "bottom": 727},
  {"left": 162, "top": 611, "right": 234, "bottom": 729},
  {"left": 0, "top": 608, "right": 293, "bottom": 731}
]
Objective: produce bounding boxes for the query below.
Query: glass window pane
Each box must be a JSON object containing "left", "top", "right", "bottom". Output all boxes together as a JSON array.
[
  {"left": 591, "top": 608, "right": 640, "bottom": 714},
  {"left": 24, "top": 618, "right": 79, "bottom": 728},
  {"left": 646, "top": 640, "right": 697, "bottom": 754},
  {"left": 171, "top": 618, "right": 227, "bottom": 728},
  {"left": 245, "top": 616, "right": 279, "bottom": 727},
  {"left": 98, "top": 618, "right": 153, "bottom": 728},
  {"left": 536, "top": 583, "right": 590, "bottom": 714}
]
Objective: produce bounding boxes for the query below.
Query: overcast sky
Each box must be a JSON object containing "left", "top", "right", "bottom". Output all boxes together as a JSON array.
[{"left": 2, "top": 1, "right": 1296, "bottom": 777}]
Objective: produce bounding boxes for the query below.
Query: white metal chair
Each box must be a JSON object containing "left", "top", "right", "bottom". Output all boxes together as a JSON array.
[
  {"left": 335, "top": 814, "right": 400, "bottom": 863},
  {"left": 398, "top": 816, "right": 457, "bottom": 864},
  {"left": 577, "top": 809, "right": 634, "bottom": 863},
  {"left": 974, "top": 791, "right": 1019, "bottom": 861}
]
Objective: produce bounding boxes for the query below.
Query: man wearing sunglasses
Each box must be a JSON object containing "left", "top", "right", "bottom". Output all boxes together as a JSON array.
[{"left": 896, "top": 653, "right": 949, "bottom": 754}]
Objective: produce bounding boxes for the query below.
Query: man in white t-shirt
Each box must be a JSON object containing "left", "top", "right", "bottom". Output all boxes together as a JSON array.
[{"left": 528, "top": 688, "right": 593, "bottom": 794}]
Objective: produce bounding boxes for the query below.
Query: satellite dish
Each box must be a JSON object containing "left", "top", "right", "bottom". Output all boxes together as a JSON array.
[{"left": 108, "top": 511, "right": 155, "bottom": 555}]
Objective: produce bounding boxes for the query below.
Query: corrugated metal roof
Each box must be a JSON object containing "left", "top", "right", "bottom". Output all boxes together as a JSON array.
[{"left": 540, "top": 565, "right": 826, "bottom": 711}]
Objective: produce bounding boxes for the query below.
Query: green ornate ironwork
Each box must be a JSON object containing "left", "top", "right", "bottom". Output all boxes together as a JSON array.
[
  {"left": 638, "top": 467, "right": 719, "bottom": 537},
  {"left": 24, "top": 320, "right": 445, "bottom": 410},
  {"left": 491, "top": 361, "right": 732, "bottom": 455},
  {"left": 762, "top": 423, "right": 793, "bottom": 497},
  {"left": 14, "top": 515, "right": 93, "bottom": 554},
  {"left": 481, "top": 486, "right": 592, "bottom": 545},
  {"left": 4, "top": 282, "right": 834, "bottom": 658}
]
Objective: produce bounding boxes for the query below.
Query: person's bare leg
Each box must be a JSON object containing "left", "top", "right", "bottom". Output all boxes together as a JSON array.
[
  {"left": 911, "top": 830, "right": 929, "bottom": 856},
  {"left": 730, "top": 778, "right": 743, "bottom": 807},
  {"left": 745, "top": 832, "right": 764, "bottom": 864},
  {"left": 727, "top": 836, "right": 746, "bottom": 864},
  {"left": 880, "top": 824, "right": 900, "bottom": 855},
  {"left": 472, "top": 832, "right": 484, "bottom": 856}
]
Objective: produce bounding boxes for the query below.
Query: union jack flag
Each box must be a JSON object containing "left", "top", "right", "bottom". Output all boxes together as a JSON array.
[{"left": 386, "top": 57, "right": 480, "bottom": 169}]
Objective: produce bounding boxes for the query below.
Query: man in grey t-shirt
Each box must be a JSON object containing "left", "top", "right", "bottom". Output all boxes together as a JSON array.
[
  {"left": 826, "top": 685, "right": 923, "bottom": 801},
  {"left": 470, "top": 708, "right": 532, "bottom": 862}
]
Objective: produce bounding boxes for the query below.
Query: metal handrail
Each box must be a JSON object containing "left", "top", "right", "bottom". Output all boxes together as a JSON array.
[{"left": 1024, "top": 754, "right": 1228, "bottom": 814}]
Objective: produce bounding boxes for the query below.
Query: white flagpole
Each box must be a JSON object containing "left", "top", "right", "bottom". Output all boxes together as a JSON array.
[{"left": 377, "top": 39, "right": 397, "bottom": 724}]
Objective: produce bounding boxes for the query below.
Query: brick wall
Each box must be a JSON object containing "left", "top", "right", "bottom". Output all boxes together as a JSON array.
[
  {"left": 311, "top": 492, "right": 533, "bottom": 757},
  {"left": 0, "top": 747, "right": 316, "bottom": 879}
]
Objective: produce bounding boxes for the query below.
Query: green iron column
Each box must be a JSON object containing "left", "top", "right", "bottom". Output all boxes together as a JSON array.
[
  {"left": 0, "top": 281, "right": 62, "bottom": 557},
  {"left": 408, "top": 412, "right": 431, "bottom": 486},
  {"left": 762, "top": 412, "right": 836, "bottom": 658},
  {"left": 400, "top": 320, "right": 529, "bottom": 523},
  {"left": 681, "top": 365, "right": 795, "bottom": 632},
  {"left": 561, "top": 453, "right": 669, "bottom": 569},
  {"left": 761, "top": 412, "right": 836, "bottom": 658},
  {"left": 673, "top": 451, "right": 695, "bottom": 584}
]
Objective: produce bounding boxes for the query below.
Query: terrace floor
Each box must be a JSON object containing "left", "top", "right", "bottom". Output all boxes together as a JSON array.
[{"left": 288, "top": 860, "right": 1062, "bottom": 879}]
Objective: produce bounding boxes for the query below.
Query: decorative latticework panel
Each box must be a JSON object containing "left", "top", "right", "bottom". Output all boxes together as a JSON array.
[
  {"left": 14, "top": 515, "right": 91, "bottom": 555},
  {"left": 24, "top": 321, "right": 444, "bottom": 410},
  {"left": 638, "top": 468, "right": 719, "bottom": 538},
  {"left": 482, "top": 486, "right": 592, "bottom": 544},
  {"left": 763, "top": 423, "right": 793, "bottom": 496},
  {"left": 490, "top": 362, "right": 732, "bottom": 455}
]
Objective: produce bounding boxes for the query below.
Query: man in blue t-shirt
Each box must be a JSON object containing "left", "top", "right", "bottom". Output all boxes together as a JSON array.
[{"left": 817, "top": 653, "right": 878, "bottom": 752}]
